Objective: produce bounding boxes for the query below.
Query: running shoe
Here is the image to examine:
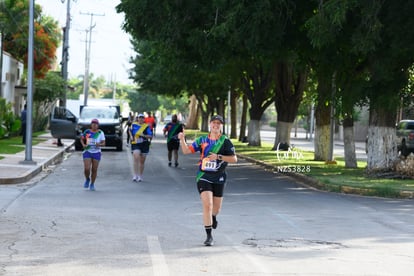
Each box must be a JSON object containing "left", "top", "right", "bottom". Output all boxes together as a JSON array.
[
  {"left": 83, "top": 178, "right": 90, "bottom": 188},
  {"left": 89, "top": 183, "right": 95, "bottom": 191},
  {"left": 204, "top": 235, "right": 214, "bottom": 246},
  {"left": 175, "top": 162, "right": 179, "bottom": 167},
  {"left": 138, "top": 176, "right": 142, "bottom": 182},
  {"left": 132, "top": 176, "right": 137, "bottom": 182},
  {"left": 168, "top": 162, "right": 172, "bottom": 167}
]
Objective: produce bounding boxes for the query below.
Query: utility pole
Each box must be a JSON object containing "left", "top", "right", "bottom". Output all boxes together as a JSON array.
[
  {"left": 80, "top": 12, "right": 104, "bottom": 106},
  {"left": 21, "top": 0, "right": 35, "bottom": 164},
  {"left": 61, "top": 0, "right": 72, "bottom": 108},
  {"left": 112, "top": 73, "right": 116, "bottom": 102},
  {"left": 57, "top": 0, "right": 72, "bottom": 147}
]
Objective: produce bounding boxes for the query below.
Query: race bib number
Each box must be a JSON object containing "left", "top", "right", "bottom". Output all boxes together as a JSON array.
[
  {"left": 87, "top": 138, "right": 97, "bottom": 146},
  {"left": 201, "top": 157, "right": 217, "bottom": 171}
]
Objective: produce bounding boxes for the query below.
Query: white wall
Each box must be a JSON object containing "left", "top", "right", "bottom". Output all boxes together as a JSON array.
[{"left": 1, "top": 51, "right": 24, "bottom": 114}]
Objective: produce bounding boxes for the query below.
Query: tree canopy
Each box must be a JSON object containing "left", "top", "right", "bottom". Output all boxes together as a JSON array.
[
  {"left": 117, "top": 0, "right": 414, "bottom": 170},
  {"left": 0, "top": 0, "right": 61, "bottom": 78}
]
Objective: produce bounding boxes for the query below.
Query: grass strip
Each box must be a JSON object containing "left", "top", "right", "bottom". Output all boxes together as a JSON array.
[
  {"left": 233, "top": 140, "right": 414, "bottom": 197},
  {"left": 0, "top": 132, "right": 47, "bottom": 156},
  {"left": 182, "top": 129, "right": 414, "bottom": 197}
]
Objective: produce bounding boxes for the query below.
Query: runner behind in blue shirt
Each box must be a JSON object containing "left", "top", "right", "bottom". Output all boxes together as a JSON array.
[{"left": 129, "top": 114, "right": 153, "bottom": 182}]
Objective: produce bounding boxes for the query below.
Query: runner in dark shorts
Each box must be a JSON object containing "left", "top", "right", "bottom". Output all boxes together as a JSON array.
[
  {"left": 178, "top": 115, "right": 237, "bottom": 246},
  {"left": 163, "top": 114, "right": 184, "bottom": 167},
  {"left": 129, "top": 114, "right": 153, "bottom": 182}
]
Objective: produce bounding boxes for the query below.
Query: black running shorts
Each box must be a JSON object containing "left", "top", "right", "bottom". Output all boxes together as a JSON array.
[
  {"left": 197, "top": 180, "right": 225, "bottom": 197},
  {"left": 131, "top": 141, "right": 150, "bottom": 154},
  {"left": 167, "top": 139, "right": 180, "bottom": 151}
]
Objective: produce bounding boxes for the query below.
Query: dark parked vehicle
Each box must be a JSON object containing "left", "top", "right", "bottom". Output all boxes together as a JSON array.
[
  {"left": 396, "top": 119, "right": 414, "bottom": 157},
  {"left": 50, "top": 105, "right": 124, "bottom": 151}
]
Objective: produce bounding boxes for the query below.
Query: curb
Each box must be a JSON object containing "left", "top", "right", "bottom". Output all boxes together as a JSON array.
[
  {"left": 0, "top": 141, "right": 74, "bottom": 185},
  {"left": 237, "top": 154, "right": 414, "bottom": 199}
]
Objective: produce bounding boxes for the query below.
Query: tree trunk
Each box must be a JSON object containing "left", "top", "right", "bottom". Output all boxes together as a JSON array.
[
  {"left": 275, "top": 121, "right": 293, "bottom": 147},
  {"left": 272, "top": 62, "right": 307, "bottom": 149},
  {"left": 201, "top": 111, "right": 209, "bottom": 132},
  {"left": 186, "top": 94, "right": 199, "bottom": 129},
  {"left": 314, "top": 71, "right": 332, "bottom": 161},
  {"left": 230, "top": 89, "right": 238, "bottom": 139},
  {"left": 242, "top": 62, "right": 275, "bottom": 146},
  {"left": 366, "top": 107, "right": 398, "bottom": 172},
  {"left": 194, "top": 94, "right": 210, "bottom": 132},
  {"left": 314, "top": 124, "right": 330, "bottom": 160},
  {"left": 239, "top": 94, "right": 248, "bottom": 141},
  {"left": 248, "top": 119, "right": 261, "bottom": 146},
  {"left": 343, "top": 116, "right": 357, "bottom": 168},
  {"left": 366, "top": 126, "right": 397, "bottom": 171}
]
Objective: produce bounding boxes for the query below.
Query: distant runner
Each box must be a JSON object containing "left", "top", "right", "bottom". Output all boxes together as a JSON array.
[{"left": 163, "top": 114, "right": 184, "bottom": 167}]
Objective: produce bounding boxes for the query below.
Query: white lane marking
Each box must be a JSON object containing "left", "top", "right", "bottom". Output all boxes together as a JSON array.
[{"left": 147, "top": 235, "right": 170, "bottom": 276}]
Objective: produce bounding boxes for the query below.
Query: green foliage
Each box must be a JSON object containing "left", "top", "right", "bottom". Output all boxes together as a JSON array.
[
  {"left": 117, "top": 0, "right": 414, "bottom": 149},
  {"left": 0, "top": 0, "right": 62, "bottom": 78},
  {"left": 127, "top": 89, "right": 160, "bottom": 113},
  {"left": 0, "top": 98, "right": 20, "bottom": 138},
  {"left": 158, "top": 95, "right": 189, "bottom": 115},
  {"left": 31, "top": 71, "right": 65, "bottom": 132},
  {"left": 67, "top": 77, "right": 84, "bottom": 100},
  {"left": 34, "top": 71, "right": 65, "bottom": 102}
]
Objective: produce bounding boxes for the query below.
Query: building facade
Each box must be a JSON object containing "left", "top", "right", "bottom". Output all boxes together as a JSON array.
[{"left": 0, "top": 51, "right": 25, "bottom": 115}]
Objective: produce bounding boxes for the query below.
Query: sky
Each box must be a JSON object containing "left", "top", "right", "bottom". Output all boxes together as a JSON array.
[{"left": 36, "top": 0, "right": 135, "bottom": 84}]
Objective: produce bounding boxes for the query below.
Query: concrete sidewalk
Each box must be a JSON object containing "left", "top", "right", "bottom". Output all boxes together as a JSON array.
[{"left": 0, "top": 133, "right": 74, "bottom": 184}]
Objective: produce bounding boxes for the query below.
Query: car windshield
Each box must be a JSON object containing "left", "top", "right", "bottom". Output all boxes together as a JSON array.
[
  {"left": 407, "top": 122, "right": 414, "bottom": 130},
  {"left": 80, "top": 107, "right": 119, "bottom": 120}
]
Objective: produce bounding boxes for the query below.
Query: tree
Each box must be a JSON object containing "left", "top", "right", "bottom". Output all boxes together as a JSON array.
[
  {"left": 117, "top": 1, "right": 231, "bottom": 130},
  {"left": 362, "top": 1, "right": 414, "bottom": 172},
  {"left": 1, "top": 1, "right": 61, "bottom": 78},
  {"left": 128, "top": 90, "right": 160, "bottom": 114},
  {"left": 306, "top": 0, "right": 414, "bottom": 171},
  {"left": 33, "top": 71, "right": 65, "bottom": 131},
  {"left": 118, "top": 0, "right": 309, "bottom": 145},
  {"left": 305, "top": 0, "right": 382, "bottom": 162},
  {"left": 240, "top": 62, "right": 275, "bottom": 146},
  {"left": 273, "top": 62, "right": 308, "bottom": 149}
]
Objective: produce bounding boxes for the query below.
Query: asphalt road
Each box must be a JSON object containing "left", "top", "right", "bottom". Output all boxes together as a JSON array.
[{"left": 0, "top": 132, "right": 413, "bottom": 275}]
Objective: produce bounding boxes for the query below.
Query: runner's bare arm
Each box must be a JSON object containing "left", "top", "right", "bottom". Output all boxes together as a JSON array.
[{"left": 178, "top": 132, "right": 192, "bottom": 155}]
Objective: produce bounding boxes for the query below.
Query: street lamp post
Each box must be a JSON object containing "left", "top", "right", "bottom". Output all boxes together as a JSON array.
[{"left": 21, "top": 0, "right": 36, "bottom": 165}]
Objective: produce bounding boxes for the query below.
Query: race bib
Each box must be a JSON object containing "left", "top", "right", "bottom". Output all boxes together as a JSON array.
[
  {"left": 201, "top": 157, "right": 217, "bottom": 171},
  {"left": 87, "top": 138, "right": 97, "bottom": 146}
]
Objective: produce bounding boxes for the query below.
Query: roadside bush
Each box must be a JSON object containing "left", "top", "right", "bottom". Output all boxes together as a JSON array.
[
  {"left": 33, "top": 101, "right": 53, "bottom": 132},
  {"left": 0, "top": 98, "right": 21, "bottom": 138},
  {"left": 269, "top": 121, "right": 277, "bottom": 128}
]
